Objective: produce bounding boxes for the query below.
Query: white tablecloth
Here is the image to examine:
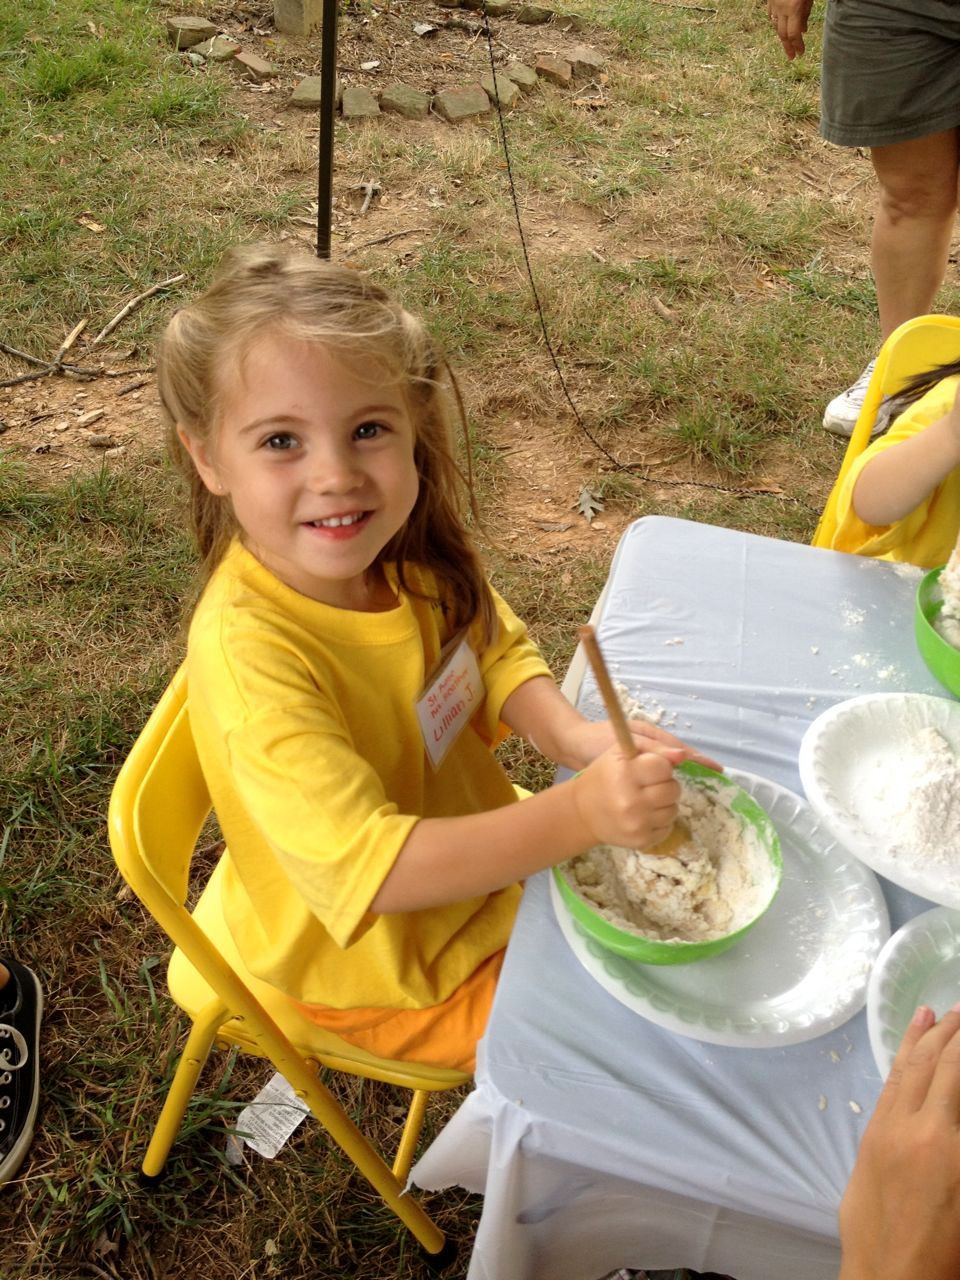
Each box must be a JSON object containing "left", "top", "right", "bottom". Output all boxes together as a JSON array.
[{"left": 412, "top": 516, "right": 941, "bottom": 1280}]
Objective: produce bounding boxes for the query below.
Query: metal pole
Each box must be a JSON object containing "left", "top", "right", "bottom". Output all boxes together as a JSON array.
[{"left": 316, "top": 0, "right": 339, "bottom": 258}]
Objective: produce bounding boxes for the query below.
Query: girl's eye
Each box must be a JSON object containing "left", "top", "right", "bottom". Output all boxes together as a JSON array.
[
  {"left": 264, "top": 432, "right": 298, "bottom": 451},
  {"left": 354, "top": 421, "right": 386, "bottom": 441}
]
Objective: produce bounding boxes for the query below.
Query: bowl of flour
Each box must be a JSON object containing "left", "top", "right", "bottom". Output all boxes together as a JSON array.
[
  {"left": 916, "top": 566, "right": 960, "bottom": 698},
  {"left": 553, "top": 763, "right": 783, "bottom": 965},
  {"left": 799, "top": 692, "right": 960, "bottom": 910}
]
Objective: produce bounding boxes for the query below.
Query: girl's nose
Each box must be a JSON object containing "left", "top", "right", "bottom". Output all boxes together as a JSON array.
[{"left": 307, "top": 444, "right": 363, "bottom": 493}]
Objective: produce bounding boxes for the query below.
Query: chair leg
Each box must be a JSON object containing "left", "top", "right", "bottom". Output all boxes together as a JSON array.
[
  {"left": 292, "top": 1069, "right": 447, "bottom": 1254},
  {"left": 142, "top": 1001, "right": 227, "bottom": 1179},
  {"left": 391, "top": 1088, "right": 428, "bottom": 1183}
]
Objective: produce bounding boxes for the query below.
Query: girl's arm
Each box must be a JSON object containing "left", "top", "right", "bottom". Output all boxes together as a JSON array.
[
  {"left": 372, "top": 677, "right": 717, "bottom": 913},
  {"left": 370, "top": 740, "right": 684, "bottom": 912},
  {"left": 853, "top": 386, "right": 960, "bottom": 526}
]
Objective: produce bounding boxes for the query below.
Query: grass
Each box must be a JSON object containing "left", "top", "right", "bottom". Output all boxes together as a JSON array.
[{"left": 2, "top": 0, "right": 959, "bottom": 1274}]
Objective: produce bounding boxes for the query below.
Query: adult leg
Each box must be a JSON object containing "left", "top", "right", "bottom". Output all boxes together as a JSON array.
[{"left": 870, "top": 128, "right": 960, "bottom": 339}]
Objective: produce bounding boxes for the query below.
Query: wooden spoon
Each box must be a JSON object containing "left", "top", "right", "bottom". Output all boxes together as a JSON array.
[{"left": 578, "top": 625, "right": 690, "bottom": 857}]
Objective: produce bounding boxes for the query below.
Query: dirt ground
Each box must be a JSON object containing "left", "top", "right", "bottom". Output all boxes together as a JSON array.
[{"left": 0, "top": 0, "right": 855, "bottom": 558}]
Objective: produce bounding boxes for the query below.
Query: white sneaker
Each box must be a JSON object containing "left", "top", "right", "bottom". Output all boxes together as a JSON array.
[{"left": 822, "top": 358, "right": 878, "bottom": 437}]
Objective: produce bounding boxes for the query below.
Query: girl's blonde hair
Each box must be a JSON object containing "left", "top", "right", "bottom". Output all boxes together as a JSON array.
[{"left": 158, "top": 242, "right": 495, "bottom": 641}]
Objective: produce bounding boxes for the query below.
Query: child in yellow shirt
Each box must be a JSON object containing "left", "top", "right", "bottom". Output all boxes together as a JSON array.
[
  {"left": 827, "top": 368, "right": 960, "bottom": 567},
  {"left": 157, "top": 243, "right": 714, "bottom": 1071}
]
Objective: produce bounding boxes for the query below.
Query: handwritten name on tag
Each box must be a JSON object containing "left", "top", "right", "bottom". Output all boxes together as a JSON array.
[{"left": 416, "top": 633, "right": 483, "bottom": 770}]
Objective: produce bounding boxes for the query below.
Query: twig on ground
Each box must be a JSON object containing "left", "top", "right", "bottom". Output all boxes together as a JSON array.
[
  {"left": 52, "top": 318, "right": 88, "bottom": 365},
  {"left": 353, "top": 227, "right": 427, "bottom": 249},
  {"left": 358, "top": 179, "right": 382, "bottom": 216},
  {"left": 90, "top": 274, "right": 186, "bottom": 347},
  {"left": 0, "top": 341, "right": 51, "bottom": 369},
  {"left": 116, "top": 377, "right": 151, "bottom": 395},
  {"left": 649, "top": 0, "right": 717, "bottom": 9}
]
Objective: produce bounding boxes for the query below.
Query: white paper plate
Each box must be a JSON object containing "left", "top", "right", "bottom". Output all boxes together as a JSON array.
[
  {"left": 867, "top": 906, "right": 960, "bottom": 1077},
  {"left": 798, "top": 692, "right": 960, "bottom": 909},
  {"left": 550, "top": 770, "right": 889, "bottom": 1048}
]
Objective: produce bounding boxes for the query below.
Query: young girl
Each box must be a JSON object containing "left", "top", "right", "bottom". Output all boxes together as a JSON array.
[
  {"left": 158, "top": 243, "right": 712, "bottom": 1073},
  {"left": 827, "top": 361, "right": 960, "bottom": 567}
]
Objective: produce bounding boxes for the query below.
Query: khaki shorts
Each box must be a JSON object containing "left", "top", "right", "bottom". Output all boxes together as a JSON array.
[{"left": 821, "top": 0, "right": 960, "bottom": 147}]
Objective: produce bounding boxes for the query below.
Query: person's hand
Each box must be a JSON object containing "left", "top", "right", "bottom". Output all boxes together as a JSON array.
[
  {"left": 838, "top": 1004, "right": 960, "bottom": 1280},
  {"left": 570, "top": 744, "right": 682, "bottom": 851},
  {"left": 563, "top": 716, "right": 723, "bottom": 774},
  {"left": 768, "top": 0, "right": 814, "bottom": 60}
]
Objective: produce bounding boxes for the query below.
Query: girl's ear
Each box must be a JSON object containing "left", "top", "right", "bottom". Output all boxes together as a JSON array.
[{"left": 177, "top": 425, "right": 226, "bottom": 496}]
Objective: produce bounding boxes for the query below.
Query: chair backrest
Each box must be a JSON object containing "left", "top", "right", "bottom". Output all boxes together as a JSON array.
[
  {"left": 109, "top": 665, "right": 210, "bottom": 911},
  {"left": 813, "top": 315, "right": 960, "bottom": 548},
  {"left": 107, "top": 665, "right": 263, "bottom": 1022}
]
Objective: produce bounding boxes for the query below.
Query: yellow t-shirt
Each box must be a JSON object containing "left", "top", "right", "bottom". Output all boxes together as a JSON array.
[
  {"left": 187, "top": 541, "right": 552, "bottom": 1010},
  {"left": 829, "top": 375, "right": 960, "bottom": 568}
]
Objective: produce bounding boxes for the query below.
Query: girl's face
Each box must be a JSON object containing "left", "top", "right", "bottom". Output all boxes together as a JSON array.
[{"left": 179, "top": 333, "right": 420, "bottom": 610}]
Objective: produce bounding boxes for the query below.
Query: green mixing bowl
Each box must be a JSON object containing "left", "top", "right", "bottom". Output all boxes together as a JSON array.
[
  {"left": 916, "top": 566, "right": 960, "bottom": 699},
  {"left": 553, "top": 762, "right": 782, "bottom": 966}
]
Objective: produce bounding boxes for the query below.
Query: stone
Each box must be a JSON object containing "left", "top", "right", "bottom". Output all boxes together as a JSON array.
[
  {"left": 432, "top": 84, "right": 491, "bottom": 122},
  {"left": 290, "top": 75, "right": 341, "bottom": 109},
  {"left": 341, "top": 84, "right": 380, "bottom": 119},
  {"left": 502, "top": 61, "right": 538, "bottom": 92},
  {"left": 480, "top": 71, "right": 520, "bottom": 109},
  {"left": 535, "top": 54, "right": 572, "bottom": 87},
  {"left": 193, "top": 35, "right": 241, "bottom": 61},
  {"left": 515, "top": 4, "right": 553, "bottom": 23},
  {"left": 555, "top": 11, "right": 588, "bottom": 31},
  {"left": 165, "top": 16, "right": 217, "bottom": 48},
  {"left": 379, "top": 82, "right": 431, "bottom": 120},
  {"left": 274, "top": 0, "right": 323, "bottom": 34},
  {"left": 484, "top": 0, "right": 514, "bottom": 12},
  {"left": 435, "top": 0, "right": 462, "bottom": 7},
  {"left": 566, "top": 43, "right": 605, "bottom": 76},
  {"left": 235, "top": 51, "right": 279, "bottom": 80}
]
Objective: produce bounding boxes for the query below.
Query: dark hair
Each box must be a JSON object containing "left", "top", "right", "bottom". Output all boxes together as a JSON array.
[
  {"left": 882, "top": 357, "right": 960, "bottom": 422},
  {"left": 157, "top": 242, "right": 496, "bottom": 642}
]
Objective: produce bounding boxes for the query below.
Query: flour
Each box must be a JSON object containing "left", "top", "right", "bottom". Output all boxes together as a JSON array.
[
  {"left": 614, "top": 682, "right": 677, "bottom": 729},
  {"left": 863, "top": 728, "right": 960, "bottom": 884},
  {"left": 935, "top": 545, "right": 960, "bottom": 648},
  {"left": 562, "top": 776, "right": 777, "bottom": 943}
]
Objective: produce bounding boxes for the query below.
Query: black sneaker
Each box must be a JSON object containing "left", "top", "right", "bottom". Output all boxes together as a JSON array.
[{"left": 0, "top": 958, "right": 42, "bottom": 1186}]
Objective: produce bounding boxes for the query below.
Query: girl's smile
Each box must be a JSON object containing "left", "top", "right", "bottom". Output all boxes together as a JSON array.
[{"left": 179, "top": 334, "right": 420, "bottom": 610}]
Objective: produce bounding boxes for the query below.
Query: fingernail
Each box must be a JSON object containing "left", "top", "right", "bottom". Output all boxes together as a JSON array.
[
  {"left": 912, "top": 1005, "right": 935, "bottom": 1025},
  {"left": 951, "top": 1001, "right": 960, "bottom": 1014}
]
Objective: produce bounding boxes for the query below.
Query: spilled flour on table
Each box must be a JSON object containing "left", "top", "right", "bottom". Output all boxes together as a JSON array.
[
  {"left": 562, "top": 777, "right": 777, "bottom": 943},
  {"left": 863, "top": 727, "right": 960, "bottom": 889}
]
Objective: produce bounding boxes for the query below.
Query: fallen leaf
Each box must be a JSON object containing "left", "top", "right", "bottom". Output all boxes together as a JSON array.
[
  {"left": 535, "top": 521, "right": 574, "bottom": 532},
  {"left": 575, "top": 486, "right": 604, "bottom": 523},
  {"left": 413, "top": 21, "right": 438, "bottom": 35},
  {"left": 77, "top": 213, "right": 106, "bottom": 233}
]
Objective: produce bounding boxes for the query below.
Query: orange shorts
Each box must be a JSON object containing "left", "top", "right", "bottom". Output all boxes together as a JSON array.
[{"left": 295, "top": 948, "right": 504, "bottom": 1073}]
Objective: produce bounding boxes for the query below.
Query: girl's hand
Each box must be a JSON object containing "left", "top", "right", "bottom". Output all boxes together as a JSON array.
[
  {"left": 768, "top": 0, "right": 814, "bottom": 60},
  {"left": 565, "top": 716, "right": 722, "bottom": 774},
  {"left": 570, "top": 744, "right": 683, "bottom": 851}
]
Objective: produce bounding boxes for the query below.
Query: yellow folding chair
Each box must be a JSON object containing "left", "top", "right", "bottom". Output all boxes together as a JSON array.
[
  {"left": 107, "top": 665, "right": 469, "bottom": 1264},
  {"left": 813, "top": 314, "right": 960, "bottom": 548}
]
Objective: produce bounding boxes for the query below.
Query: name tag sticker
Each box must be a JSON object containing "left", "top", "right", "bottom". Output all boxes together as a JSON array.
[{"left": 416, "top": 633, "right": 483, "bottom": 770}]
